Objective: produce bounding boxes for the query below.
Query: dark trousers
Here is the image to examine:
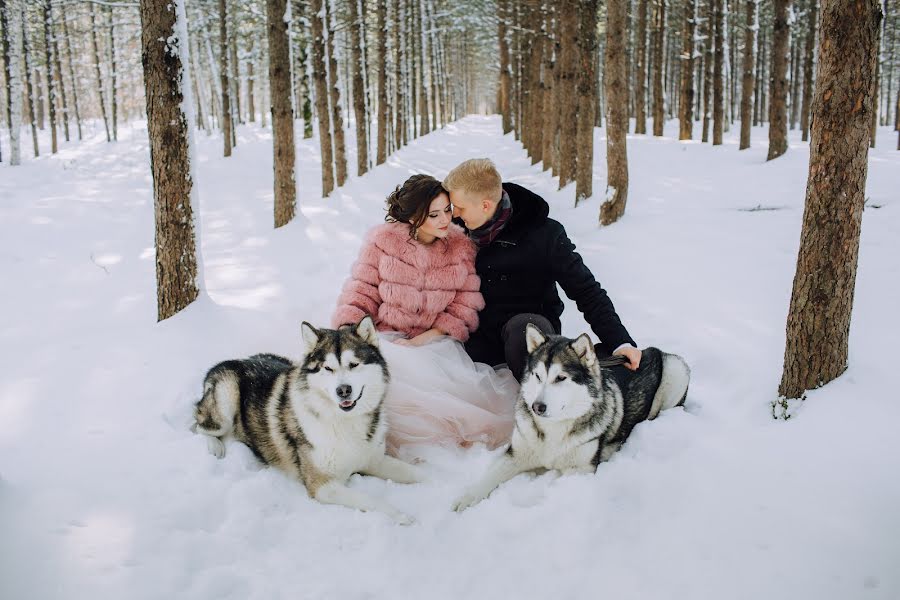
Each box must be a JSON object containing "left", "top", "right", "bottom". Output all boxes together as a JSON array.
[{"left": 501, "top": 313, "right": 632, "bottom": 389}]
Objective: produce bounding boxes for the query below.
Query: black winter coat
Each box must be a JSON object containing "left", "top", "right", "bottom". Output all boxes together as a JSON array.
[{"left": 462, "top": 182, "right": 635, "bottom": 366}]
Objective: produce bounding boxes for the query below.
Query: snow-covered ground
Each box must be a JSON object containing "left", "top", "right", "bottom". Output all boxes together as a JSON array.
[{"left": 1, "top": 117, "right": 898, "bottom": 600}]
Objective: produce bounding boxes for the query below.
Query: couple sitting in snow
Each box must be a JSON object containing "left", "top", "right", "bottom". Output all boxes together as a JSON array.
[{"left": 332, "top": 159, "right": 641, "bottom": 455}]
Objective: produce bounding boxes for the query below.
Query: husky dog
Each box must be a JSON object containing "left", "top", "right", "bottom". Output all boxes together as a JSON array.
[
  {"left": 453, "top": 324, "right": 690, "bottom": 512},
  {"left": 193, "top": 316, "right": 422, "bottom": 524}
]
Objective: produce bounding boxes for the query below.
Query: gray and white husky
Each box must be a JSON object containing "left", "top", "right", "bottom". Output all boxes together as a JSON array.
[
  {"left": 453, "top": 324, "right": 690, "bottom": 512},
  {"left": 193, "top": 316, "right": 421, "bottom": 524}
]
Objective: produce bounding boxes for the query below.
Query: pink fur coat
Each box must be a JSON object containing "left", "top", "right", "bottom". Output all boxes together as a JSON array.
[{"left": 332, "top": 222, "right": 484, "bottom": 342}]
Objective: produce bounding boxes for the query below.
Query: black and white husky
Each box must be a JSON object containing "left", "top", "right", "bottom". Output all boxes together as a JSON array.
[
  {"left": 193, "top": 317, "right": 421, "bottom": 524},
  {"left": 453, "top": 324, "right": 690, "bottom": 512}
]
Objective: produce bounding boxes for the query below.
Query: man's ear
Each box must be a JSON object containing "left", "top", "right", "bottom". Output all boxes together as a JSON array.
[
  {"left": 355, "top": 315, "right": 379, "bottom": 346},
  {"left": 525, "top": 323, "right": 547, "bottom": 354},
  {"left": 301, "top": 321, "right": 320, "bottom": 354},
  {"left": 571, "top": 333, "right": 597, "bottom": 368}
]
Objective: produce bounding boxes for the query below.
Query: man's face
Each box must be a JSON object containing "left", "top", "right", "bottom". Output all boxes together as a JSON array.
[{"left": 450, "top": 189, "right": 496, "bottom": 230}]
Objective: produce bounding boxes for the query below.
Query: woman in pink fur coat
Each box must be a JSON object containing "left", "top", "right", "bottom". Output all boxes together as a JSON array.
[{"left": 333, "top": 175, "right": 516, "bottom": 456}]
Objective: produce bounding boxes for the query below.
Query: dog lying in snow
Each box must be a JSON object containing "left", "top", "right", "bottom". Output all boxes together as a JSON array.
[
  {"left": 192, "top": 317, "right": 421, "bottom": 525},
  {"left": 453, "top": 324, "right": 690, "bottom": 512}
]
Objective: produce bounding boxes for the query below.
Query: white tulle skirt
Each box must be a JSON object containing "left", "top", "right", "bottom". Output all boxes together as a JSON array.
[{"left": 378, "top": 333, "right": 518, "bottom": 456}]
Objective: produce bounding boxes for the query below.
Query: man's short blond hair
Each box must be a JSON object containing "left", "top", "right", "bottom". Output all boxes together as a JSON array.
[{"left": 443, "top": 159, "right": 503, "bottom": 200}]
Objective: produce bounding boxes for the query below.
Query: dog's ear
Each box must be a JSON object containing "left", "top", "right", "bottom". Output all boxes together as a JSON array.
[
  {"left": 525, "top": 323, "right": 547, "bottom": 354},
  {"left": 355, "top": 315, "right": 379, "bottom": 346},
  {"left": 300, "top": 321, "right": 320, "bottom": 353},
  {"left": 571, "top": 333, "right": 597, "bottom": 368}
]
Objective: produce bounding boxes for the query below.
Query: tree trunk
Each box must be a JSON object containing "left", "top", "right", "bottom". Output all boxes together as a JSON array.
[
  {"left": 21, "top": 9, "right": 39, "bottom": 157},
  {"left": 799, "top": 0, "right": 817, "bottom": 141},
  {"left": 49, "top": 3, "right": 69, "bottom": 142},
  {"left": 3, "top": 0, "right": 23, "bottom": 166},
  {"left": 576, "top": 0, "right": 598, "bottom": 204},
  {"left": 347, "top": 0, "right": 368, "bottom": 175},
  {"left": 61, "top": 6, "right": 82, "bottom": 140},
  {"left": 601, "top": 0, "right": 629, "bottom": 225},
  {"left": 247, "top": 40, "right": 256, "bottom": 123},
  {"left": 218, "top": 0, "right": 233, "bottom": 156},
  {"left": 779, "top": 0, "right": 882, "bottom": 401},
  {"left": 89, "top": 2, "right": 111, "bottom": 143},
  {"left": 108, "top": 6, "right": 118, "bottom": 141},
  {"left": 541, "top": 3, "right": 556, "bottom": 170},
  {"left": 325, "top": 0, "right": 347, "bottom": 187},
  {"left": 635, "top": 0, "right": 649, "bottom": 133},
  {"left": 712, "top": 0, "right": 725, "bottom": 144},
  {"left": 376, "top": 0, "right": 388, "bottom": 163},
  {"left": 651, "top": 0, "right": 666, "bottom": 136},
  {"left": 266, "top": 0, "right": 296, "bottom": 227},
  {"left": 740, "top": 0, "right": 757, "bottom": 149},
  {"left": 311, "top": 0, "right": 334, "bottom": 196},
  {"left": 139, "top": 0, "right": 201, "bottom": 321},
  {"left": 40, "top": 0, "right": 57, "bottom": 153},
  {"left": 393, "top": 0, "right": 404, "bottom": 150},
  {"left": 702, "top": 0, "right": 713, "bottom": 141},
  {"left": 558, "top": 1, "right": 578, "bottom": 189},
  {"left": 679, "top": 0, "right": 696, "bottom": 139},
  {"left": 498, "top": 0, "right": 512, "bottom": 133},
  {"left": 767, "top": 0, "right": 791, "bottom": 160}
]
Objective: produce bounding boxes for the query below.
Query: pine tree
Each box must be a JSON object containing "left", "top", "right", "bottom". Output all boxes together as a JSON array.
[
  {"left": 266, "top": 0, "right": 296, "bottom": 227},
  {"left": 601, "top": 0, "right": 630, "bottom": 225},
  {"left": 779, "top": 0, "right": 883, "bottom": 402},
  {"left": 139, "top": 0, "right": 201, "bottom": 321}
]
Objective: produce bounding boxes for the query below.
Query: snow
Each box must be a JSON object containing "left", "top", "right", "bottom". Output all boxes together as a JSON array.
[{"left": 1, "top": 115, "right": 899, "bottom": 599}]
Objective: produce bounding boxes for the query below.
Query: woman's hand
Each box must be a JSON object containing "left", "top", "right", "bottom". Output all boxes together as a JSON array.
[{"left": 395, "top": 328, "right": 445, "bottom": 347}]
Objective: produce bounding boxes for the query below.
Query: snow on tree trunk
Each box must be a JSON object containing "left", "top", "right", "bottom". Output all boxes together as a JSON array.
[
  {"left": 139, "top": 0, "right": 203, "bottom": 321},
  {"left": 266, "top": 0, "right": 297, "bottom": 227},
  {"left": 778, "top": 0, "right": 882, "bottom": 402},
  {"left": 60, "top": 7, "right": 82, "bottom": 141}
]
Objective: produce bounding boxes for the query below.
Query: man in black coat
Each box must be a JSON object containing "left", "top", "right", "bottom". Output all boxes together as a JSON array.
[{"left": 443, "top": 158, "right": 641, "bottom": 381}]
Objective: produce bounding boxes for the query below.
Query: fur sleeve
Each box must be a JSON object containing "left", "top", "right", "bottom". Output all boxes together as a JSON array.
[
  {"left": 432, "top": 234, "right": 484, "bottom": 342},
  {"left": 332, "top": 236, "right": 384, "bottom": 328}
]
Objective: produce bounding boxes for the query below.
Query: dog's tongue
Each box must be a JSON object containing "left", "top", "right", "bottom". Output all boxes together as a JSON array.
[{"left": 339, "top": 400, "right": 355, "bottom": 408}]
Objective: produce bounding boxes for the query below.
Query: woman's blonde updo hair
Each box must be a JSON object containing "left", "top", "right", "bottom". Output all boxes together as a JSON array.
[{"left": 385, "top": 174, "right": 448, "bottom": 239}]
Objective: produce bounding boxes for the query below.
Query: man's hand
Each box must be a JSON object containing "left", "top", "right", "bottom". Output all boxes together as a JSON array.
[{"left": 614, "top": 345, "right": 642, "bottom": 371}]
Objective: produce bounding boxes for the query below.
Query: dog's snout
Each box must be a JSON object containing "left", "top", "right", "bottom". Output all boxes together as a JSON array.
[
  {"left": 532, "top": 401, "right": 547, "bottom": 416},
  {"left": 336, "top": 384, "right": 353, "bottom": 399}
]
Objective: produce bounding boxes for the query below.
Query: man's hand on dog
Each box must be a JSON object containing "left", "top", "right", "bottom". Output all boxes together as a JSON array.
[{"left": 614, "top": 346, "right": 642, "bottom": 371}]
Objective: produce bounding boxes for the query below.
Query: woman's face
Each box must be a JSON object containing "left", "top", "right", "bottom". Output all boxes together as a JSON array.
[{"left": 415, "top": 193, "right": 453, "bottom": 242}]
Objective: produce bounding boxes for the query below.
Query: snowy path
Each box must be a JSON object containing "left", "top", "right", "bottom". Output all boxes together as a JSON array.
[{"left": 1, "top": 117, "right": 899, "bottom": 599}]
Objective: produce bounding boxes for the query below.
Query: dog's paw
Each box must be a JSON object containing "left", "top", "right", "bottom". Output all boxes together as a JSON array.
[
  {"left": 452, "top": 489, "right": 487, "bottom": 513},
  {"left": 206, "top": 436, "right": 226, "bottom": 459}
]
